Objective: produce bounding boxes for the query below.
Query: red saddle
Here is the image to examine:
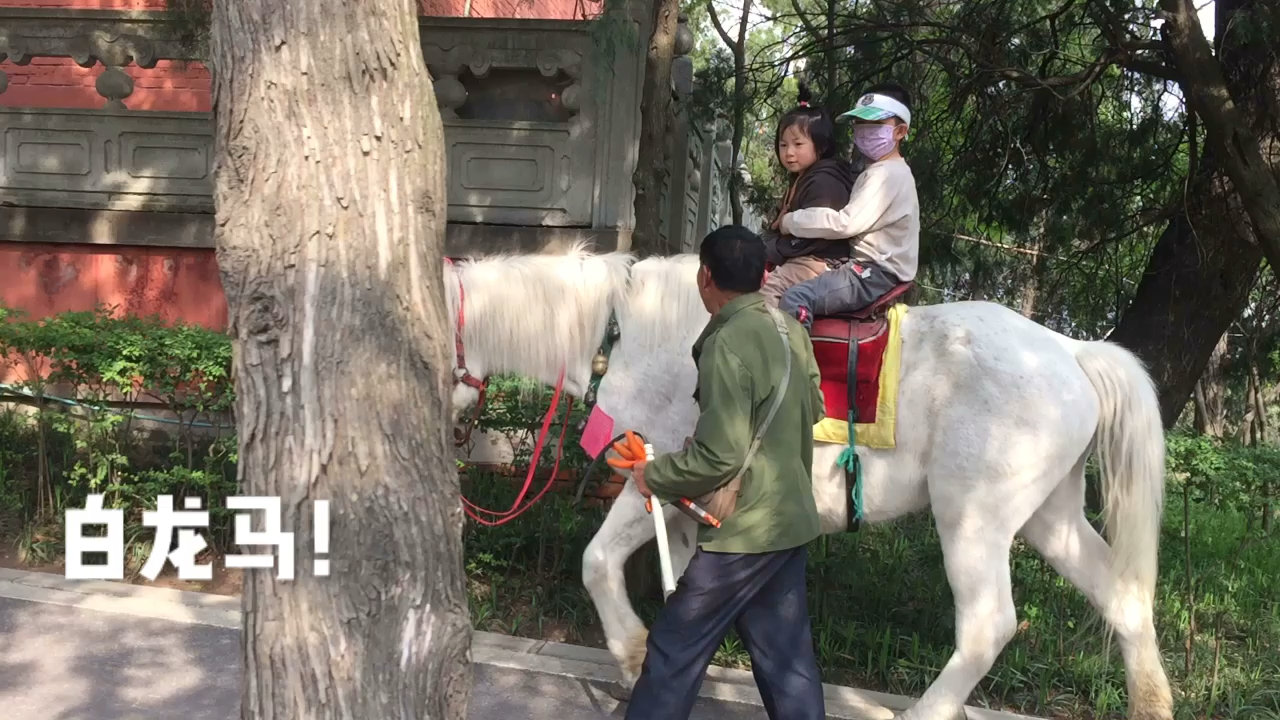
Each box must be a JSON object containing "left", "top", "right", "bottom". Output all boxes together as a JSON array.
[{"left": 809, "top": 281, "right": 914, "bottom": 424}]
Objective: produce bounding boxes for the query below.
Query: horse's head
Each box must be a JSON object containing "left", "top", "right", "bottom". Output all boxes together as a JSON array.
[{"left": 450, "top": 373, "right": 485, "bottom": 424}]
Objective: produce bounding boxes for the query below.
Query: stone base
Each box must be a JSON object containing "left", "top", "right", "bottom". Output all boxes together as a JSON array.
[{"left": 0, "top": 205, "right": 628, "bottom": 256}]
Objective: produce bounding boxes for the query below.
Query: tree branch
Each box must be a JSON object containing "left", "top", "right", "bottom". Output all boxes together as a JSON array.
[
  {"left": 787, "top": 0, "right": 822, "bottom": 43},
  {"left": 1159, "top": 0, "right": 1280, "bottom": 282},
  {"left": 705, "top": 0, "right": 735, "bottom": 50}
]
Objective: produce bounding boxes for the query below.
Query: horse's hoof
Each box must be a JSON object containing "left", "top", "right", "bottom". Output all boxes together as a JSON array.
[{"left": 606, "top": 680, "right": 633, "bottom": 702}]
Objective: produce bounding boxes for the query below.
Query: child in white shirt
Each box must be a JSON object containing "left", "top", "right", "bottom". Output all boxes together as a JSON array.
[{"left": 777, "top": 82, "right": 919, "bottom": 329}]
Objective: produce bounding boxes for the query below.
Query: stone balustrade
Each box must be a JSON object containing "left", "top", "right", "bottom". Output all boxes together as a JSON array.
[
  {"left": 0, "top": 9, "right": 199, "bottom": 109},
  {"left": 0, "top": 5, "right": 730, "bottom": 254}
]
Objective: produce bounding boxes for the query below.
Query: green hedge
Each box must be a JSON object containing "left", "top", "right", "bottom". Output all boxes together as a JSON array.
[{"left": 0, "top": 304, "right": 589, "bottom": 563}]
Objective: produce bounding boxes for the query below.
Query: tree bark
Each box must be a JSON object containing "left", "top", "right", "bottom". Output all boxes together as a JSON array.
[
  {"left": 1158, "top": 0, "right": 1280, "bottom": 282},
  {"left": 631, "top": 0, "right": 681, "bottom": 255},
  {"left": 1192, "top": 331, "right": 1229, "bottom": 436},
  {"left": 209, "top": 0, "right": 472, "bottom": 717},
  {"left": 1109, "top": 197, "right": 1262, "bottom": 427},
  {"left": 1108, "top": 0, "right": 1277, "bottom": 427},
  {"left": 1248, "top": 348, "right": 1269, "bottom": 446}
]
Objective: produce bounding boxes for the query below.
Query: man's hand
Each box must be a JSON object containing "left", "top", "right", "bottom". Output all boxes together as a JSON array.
[{"left": 631, "top": 460, "right": 652, "bottom": 498}]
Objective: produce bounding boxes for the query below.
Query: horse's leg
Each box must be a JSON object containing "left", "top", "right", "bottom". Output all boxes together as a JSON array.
[
  {"left": 898, "top": 510, "right": 1021, "bottom": 720},
  {"left": 582, "top": 479, "right": 696, "bottom": 687},
  {"left": 899, "top": 449, "right": 1066, "bottom": 720},
  {"left": 1019, "top": 461, "right": 1174, "bottom": 720}
]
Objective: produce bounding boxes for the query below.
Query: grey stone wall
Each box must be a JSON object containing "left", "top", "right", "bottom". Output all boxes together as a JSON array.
[{"left": 0, "top": 5, "right": 735, "bottom": 257}]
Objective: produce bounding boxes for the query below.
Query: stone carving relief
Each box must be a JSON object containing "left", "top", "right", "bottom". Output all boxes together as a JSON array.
[
  {"left": 1, "top": 107, "right": 214, "bottom": 212},
  {"left": 0, "top": 16, "right": 185, "bottom": 110},
  {"left": 423, "top": 42, "right": 585, "bottom": 124},
  {"left": 420, "top": 23, "right": 600, "bottom": 227}
]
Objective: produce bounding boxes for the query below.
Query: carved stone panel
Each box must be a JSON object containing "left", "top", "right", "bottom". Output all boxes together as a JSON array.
[
  {"left": 0, "top": 107, "right": 213, "bottom": 212},
  {"left": 422, "top": 18, "right": 599, "bottom": 227},
  {"left": 445, "top": 121, "right": 590, "bottom": 226}
]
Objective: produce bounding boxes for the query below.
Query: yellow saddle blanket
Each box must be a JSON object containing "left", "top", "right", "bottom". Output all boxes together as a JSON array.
[{"left": 812, "top": 303, "right": 906, "bottom": 449}]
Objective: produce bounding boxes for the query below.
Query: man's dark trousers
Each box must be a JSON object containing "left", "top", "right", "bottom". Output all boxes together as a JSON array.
[{"left": 623, "top": 544, "right": 824, "bottom": 720}]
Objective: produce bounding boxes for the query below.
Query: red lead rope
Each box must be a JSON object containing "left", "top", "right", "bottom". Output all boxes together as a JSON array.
[
  {"left": 447, "top": 256, "right": 573, "bottom": 527},
  {"left": 461, "top": 366, "right": 574, "bottom": 527}
]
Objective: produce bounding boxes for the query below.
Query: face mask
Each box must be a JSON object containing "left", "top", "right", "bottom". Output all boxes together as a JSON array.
[{"left": 854, "top": 124, "right": 898, "bottom": 160}]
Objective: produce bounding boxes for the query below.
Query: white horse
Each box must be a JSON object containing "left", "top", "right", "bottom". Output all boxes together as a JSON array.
[{"left": 443, "top": 245, "right": 1174, "bottom": 720}]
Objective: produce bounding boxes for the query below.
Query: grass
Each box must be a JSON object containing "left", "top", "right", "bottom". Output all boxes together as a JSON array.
[
  {"left": 459, "top": 472, "right": 1280, "bottom": 720},
  {"left": 1, "top": 386, "right": 1275, "bottom": 719}
]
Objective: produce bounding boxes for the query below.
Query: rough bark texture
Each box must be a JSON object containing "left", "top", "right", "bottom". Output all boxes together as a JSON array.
[
  {"left": 631, "top": 0, "right": 681, "bottom": 255},
  {"left": 1109, "top": 0, "right": 1277, "bottom": 427},
  {"left": 1159, "top": 0, "right": 1280, "bottom": 279},
  {"left": 209, "top": 0, "right": 472, "bottom": 717}
]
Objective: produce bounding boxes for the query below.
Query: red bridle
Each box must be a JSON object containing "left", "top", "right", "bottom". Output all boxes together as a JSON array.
[
  {"left": 444, "top": 256, "right": 573, "bottom": 527},
  {"left": 446, "top": 257, "right": 488, "bottom": 447}
]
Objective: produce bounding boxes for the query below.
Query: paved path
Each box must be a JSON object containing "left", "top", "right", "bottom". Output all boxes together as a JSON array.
[
  {"left": 0, "top": 595, "right": 762, "bottom": 719},
  {"left": 0, "top": 568, "right": 1034, "bottom": 720}
]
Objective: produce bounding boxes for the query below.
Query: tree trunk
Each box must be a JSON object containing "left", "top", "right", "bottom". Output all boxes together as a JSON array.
[
  {"left": 631, "top": 0, "right": 681, "bottom": 255},
  {"left": 823, "top": 0, "right": 837, "bottom": 98},
  {"left": 209, "top": 0, "right": 472, "bottom": 717},
  {"left": 1158, "top": 0, "right": 1280, "bottom": 281},
  {"left": 1109, "top": 200, "right": 1262, "bottom": 427},
  {"left": 1192, "top": 332, "right": 1229, "bottom": 436},
  {"left": 1249, "top": 350, "right": 1269, "bottom": 446},
  {"left": 1108, "top": 0, "right": 1277, "bottom": 427},
  {"left": 707, "top": 0, "right": 751, "bottom": 226}
]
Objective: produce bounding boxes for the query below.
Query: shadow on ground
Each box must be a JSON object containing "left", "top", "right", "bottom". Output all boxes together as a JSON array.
[
  {"left": 0, "top": 596, "right": 238, "bottom": 720},
  {"left": 0, "top": 596, "right": 770, "bottom": 719}
]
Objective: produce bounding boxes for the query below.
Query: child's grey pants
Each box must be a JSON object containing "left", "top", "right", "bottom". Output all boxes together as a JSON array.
[{"left": 779, "top": 260, "right": 901, "bottom": 329}]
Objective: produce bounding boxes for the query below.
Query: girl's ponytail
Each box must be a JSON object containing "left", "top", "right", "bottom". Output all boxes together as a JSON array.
[{"left": 775, "top": 81, "right": 835, "bottom": 159}]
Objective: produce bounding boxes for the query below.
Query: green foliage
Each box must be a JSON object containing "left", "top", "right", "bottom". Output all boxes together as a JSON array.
[
  {"left": 1167, "top": 433, "right": 1279, "bottom": 518},
  {"left": 162, "top": 0, "right": 212, "bottom": 62},
  {"left": 468, "top": 373, "right": 592, "bottom": 473},
  {"left": 0, "top": 305, "right": 238, "bottom": 570},
  {"left": 584, "top": 0, "right": 641, "bottom": 104}
]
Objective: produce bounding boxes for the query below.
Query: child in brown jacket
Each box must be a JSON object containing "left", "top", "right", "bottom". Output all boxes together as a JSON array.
[{"left": 759, "top": 83, "right": 862, "bottom": 307}]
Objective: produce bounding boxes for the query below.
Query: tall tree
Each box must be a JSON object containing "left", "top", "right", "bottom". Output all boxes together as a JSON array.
[
  {"left": 632, "top": 0, "right": 683, "bottom": 254},
  {"left": 1109, "top": 0, "right": 1278, "bottom": 425},
  {"left": 208, "top": 0, "right": 472, "bottom": 716}
]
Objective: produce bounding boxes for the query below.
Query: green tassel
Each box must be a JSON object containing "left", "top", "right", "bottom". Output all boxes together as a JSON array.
[
  {"left": 840, "top": 411, "right": 864, "bottom": 525},
  {"left": 837, "top": 445, "right": 858, "bottom": 473}
]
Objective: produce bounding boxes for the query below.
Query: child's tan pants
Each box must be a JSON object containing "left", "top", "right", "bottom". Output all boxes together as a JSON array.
[{"left": 760, "top": 256, "right": 831, "bottom": 307}]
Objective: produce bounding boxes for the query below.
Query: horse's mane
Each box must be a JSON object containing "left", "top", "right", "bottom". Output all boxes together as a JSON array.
[
  {"left": 619, "top": 253, "right": 708, "bottom": 357},
  {"left": 444, "top": 242, "right": 637, "bottom": 389},
  {"left": 444, "top": 242, "right": 711, "bottom": 394}
]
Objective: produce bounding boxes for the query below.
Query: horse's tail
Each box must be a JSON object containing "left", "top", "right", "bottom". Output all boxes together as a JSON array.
[{"left": 1072, "top": 341, "right": 1166, "bottom": 610}]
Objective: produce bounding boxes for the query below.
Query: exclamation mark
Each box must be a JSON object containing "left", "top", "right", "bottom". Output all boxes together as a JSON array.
[{"left": 313, "top": 500, "right": 330, "bottom": 577}]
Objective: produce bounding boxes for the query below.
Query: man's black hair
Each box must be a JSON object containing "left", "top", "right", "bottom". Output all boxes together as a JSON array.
[
  {"left": 699, "top": 224, "right": 767, "bottom": 294},
  {"left": 863, "top": 81, "right": 913, "bottom": 119}
]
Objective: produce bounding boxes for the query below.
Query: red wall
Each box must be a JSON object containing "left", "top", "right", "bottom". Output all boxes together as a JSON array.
[
  {"left": 0, "top": 0, "right": 597, "bottom": 111},
  {"left": 0, "top": 244, "right": 229, "bottom": 329},
  {"left": 0, "top": 0, "right": 595, "bottom": 329}
]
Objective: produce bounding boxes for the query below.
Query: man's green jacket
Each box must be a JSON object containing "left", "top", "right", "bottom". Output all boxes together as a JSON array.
[{"left": 645, "top": 292, "right": 826, "bottom": 554}]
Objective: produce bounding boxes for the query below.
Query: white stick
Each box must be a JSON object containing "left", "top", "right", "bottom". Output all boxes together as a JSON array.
[{"left": 645, "top": 443, "right": 677, "bottom": 599}]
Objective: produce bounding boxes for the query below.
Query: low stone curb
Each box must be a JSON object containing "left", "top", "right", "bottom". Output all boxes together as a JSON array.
[{"left": 0, "top": 567, "right": 1039, "bottom": 720}]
